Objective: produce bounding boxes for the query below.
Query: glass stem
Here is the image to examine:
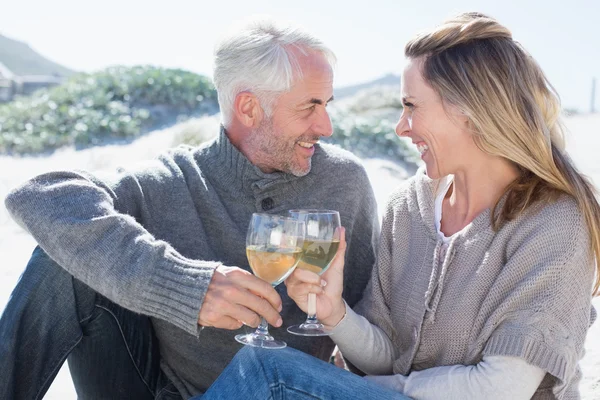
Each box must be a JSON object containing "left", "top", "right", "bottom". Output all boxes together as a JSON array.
[
  {"left": 306, "top": 292, "right": 318, "bottom": 322},
  {"left": 255, "top": 317, "right": 270, "bottom": 337}
]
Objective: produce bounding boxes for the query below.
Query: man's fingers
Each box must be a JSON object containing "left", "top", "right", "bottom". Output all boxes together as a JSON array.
[
  {"left": 233, "top": 272, "right": 283, "bottom": 312},
  {"left": 200, "top": 288, "right": 281, "bottom": 329},
  {"left": 199, "top": 315, "right": 243, "bottom": 330},
  {"left": 226, "top": 303, "right": 263, "bottom": 328},
  {"left": 199, "top": 266, "right": 283, "bottom": 330},
  {"left": 232, "top": 288, "right": 282, "bottom": 327}
]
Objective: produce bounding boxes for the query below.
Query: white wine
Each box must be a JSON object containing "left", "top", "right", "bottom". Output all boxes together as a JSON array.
[
  {"left": 297, "top": 239, "right": 340, "bottom": 275},
  {"left": 246, "top": 246, "right": 303, "bottom": 285}
]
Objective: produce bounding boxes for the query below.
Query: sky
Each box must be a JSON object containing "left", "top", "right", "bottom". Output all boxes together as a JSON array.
[{"left": 1, "top": 0, "right": 599, "bottom": 112}]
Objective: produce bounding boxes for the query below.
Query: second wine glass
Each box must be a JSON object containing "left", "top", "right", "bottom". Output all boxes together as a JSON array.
[
  {"left": 235, "top": 213, "right": 305, "bottom": 349},
  {"left": 287, "top": 209, "right": 341, "bottom": 336}
]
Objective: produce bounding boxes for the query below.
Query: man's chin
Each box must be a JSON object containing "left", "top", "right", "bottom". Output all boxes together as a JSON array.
[{"left": 288, "top": 160, "right": 312, "bottom": 177}]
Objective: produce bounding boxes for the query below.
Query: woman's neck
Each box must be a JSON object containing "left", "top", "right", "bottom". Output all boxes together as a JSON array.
[{"left": 441, "top": 157, "right": 519, "bottom": 236}]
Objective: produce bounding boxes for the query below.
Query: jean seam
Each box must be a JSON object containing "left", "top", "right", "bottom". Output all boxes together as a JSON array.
[
  {"left": 77, "top": 292, "right": 97, "bottom": 325},
  {"left": 264, "top": 352, "right": 320, "bottom": 400},
  {"left": 155, "top": 384, "right": 180, "bottom": 398},
  {"left": 95, "top": 304, "right": 156, "bottom": 397},
  {"left": 34, "top": 335, "right": 83, "bottom": 400},
  {"left": 78, "top": 312, "right": 95, "bottom": 325},
  {"left": 269, "top": 382, "right": 322, "bottom": 399}
]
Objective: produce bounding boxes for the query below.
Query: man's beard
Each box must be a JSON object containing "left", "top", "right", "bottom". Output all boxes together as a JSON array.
[{"left": 251, "top": 118, "right": 313, "bottom": 177}]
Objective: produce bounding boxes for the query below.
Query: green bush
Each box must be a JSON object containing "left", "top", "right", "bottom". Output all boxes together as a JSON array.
[
  {"left": 329, "top": 111, "right": 419, "bottom": 164},
  {"left": 0, "top": 66, "right": 217, "bottom": 154}
]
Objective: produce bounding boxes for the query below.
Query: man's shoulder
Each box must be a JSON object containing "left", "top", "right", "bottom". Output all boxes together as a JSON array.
[
  {"left": 110, "top": 144, "right": 207, "bottom": 184},
  {"left": 154, "top": 141, "right": 213, "bottom": 169},
  {"left": 313, "top": 143, "right": 366, "bottom": 173},
  {"left": 311, "top": 143, "right": 370, "bottom": 186}
]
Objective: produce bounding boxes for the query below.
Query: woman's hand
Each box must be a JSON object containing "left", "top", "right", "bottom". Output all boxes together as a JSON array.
[{"left": 285, "top": 227, "right": 347, "bottom": 328}]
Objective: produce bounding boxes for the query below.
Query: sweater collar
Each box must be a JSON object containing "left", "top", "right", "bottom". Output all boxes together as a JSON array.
[
  {"left": 414, "top": 167, "right": 494, "bottom": 242},
  {"left": 201, "top": 126, "right": 303, "bottom": 194}
]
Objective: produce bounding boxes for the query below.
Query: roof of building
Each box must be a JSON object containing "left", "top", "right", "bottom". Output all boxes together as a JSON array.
[{"left": 0, "top": 62, "right": 16, "bottom": 80}]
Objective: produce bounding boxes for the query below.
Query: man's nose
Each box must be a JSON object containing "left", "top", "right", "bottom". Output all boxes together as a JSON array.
[{"left": 314, "top": 108, "right": 333, "bottom": 137}]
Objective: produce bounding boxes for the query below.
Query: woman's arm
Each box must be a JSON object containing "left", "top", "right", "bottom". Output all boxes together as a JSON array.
[
  {"left": 367, "top": 355, "right": 545, "bottom": 399},
  {"left": 330, "top": 303, "right": 397, "bottom": 375}
]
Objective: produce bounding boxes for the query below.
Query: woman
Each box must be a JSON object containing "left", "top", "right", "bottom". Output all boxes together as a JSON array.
[{"left": 201, "top": 12, "right": 600, "bottom": 399}]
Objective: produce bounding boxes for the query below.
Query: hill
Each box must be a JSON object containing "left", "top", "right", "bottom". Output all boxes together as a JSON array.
[
  {"left": 334, "top": 73, "right": 400, "bottom": 99},
  {"left": 0, "top": 33, "right": 74, "bottom": 76}
]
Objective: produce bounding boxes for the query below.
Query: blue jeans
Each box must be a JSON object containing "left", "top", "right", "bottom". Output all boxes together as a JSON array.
[
  {"left": 200, "top": 347, "right": 412, "bottom": 400},
  {"left": 0, "top": 246, "right": 180, "bottom": 400}
]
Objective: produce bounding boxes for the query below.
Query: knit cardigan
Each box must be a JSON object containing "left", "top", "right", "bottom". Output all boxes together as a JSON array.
[{"left": 333, "top": 168, "right": 595, "bottom": 399}]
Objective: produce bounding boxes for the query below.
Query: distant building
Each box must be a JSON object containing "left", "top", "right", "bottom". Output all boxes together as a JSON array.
[
  {"left": 20, "top": 74, "right": 63, "bottom": 96},
  {"left": 0, "top": 62, "right": 64, "bottom": 102},
  {"left": 0, "top": 62, "right": 20, "bottom": 102}
]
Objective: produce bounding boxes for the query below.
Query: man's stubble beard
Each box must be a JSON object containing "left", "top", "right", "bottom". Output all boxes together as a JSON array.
[{"left": 252, "top": 118, "right": 312, "bottom": 177}]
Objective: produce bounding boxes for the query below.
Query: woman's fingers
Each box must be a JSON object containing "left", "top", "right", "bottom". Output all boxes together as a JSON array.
[
  {"left": 287, "top": 268, "right": 323, "bottom": 285},
  {"left": 322, "top": 227, "right": 346, "bottom": 283}
]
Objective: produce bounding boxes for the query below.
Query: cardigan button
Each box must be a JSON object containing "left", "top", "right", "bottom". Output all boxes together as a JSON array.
[
  {"left": 412, "top": 327, "right": 418, "bottom": 339},
  {"left": 261, "top": 197, "right": 275, "bottom": 211}
]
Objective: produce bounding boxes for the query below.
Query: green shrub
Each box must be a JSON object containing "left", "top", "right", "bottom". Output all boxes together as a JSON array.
[
  {"left": 0, "top": 66, "right": 217, "bottom": 154},
  {"left": 329, "top": 110, "right": 419, "bottom": 164}
]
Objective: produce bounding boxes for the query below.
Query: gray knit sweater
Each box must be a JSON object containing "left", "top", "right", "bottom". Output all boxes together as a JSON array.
[
  {"left": 332, "top": 168, "right": 595, "bottom": 399},
  {"left": 5, "top": 130, "right": 379, "bottom": 397}
]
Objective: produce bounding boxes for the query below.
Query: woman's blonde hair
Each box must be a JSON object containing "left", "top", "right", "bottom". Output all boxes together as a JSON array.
[{"left": 405, "top": 12, "right": 600, "bottom": 295}]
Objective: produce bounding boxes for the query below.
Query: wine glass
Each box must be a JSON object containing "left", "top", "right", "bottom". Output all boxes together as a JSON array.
[
  {"left": 235, "top": 213, "right": 305, "bottom": 349},
  {"left": 286, "top": 209, "right": 341, "bottom": 336}
]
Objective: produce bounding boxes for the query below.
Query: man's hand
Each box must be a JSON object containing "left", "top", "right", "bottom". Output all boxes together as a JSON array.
[{"left": 198, "top": 265, "right": 283, "bottom": 330}]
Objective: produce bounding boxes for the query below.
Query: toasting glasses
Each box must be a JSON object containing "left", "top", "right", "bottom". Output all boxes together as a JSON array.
[
  {"left": 235, "top": 213, "right": 305, "bottom": 349},
  {"left": 286, "top": 210, "right": 341, "bottom": 337}
]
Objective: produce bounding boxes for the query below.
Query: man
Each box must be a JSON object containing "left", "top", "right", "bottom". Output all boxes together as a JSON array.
[{"left": 0, "top": 19, "right": 379, "bottom": 399}]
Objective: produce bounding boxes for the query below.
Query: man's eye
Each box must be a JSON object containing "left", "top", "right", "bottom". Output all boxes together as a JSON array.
[{"left": 403, "top": 102, "right": 414, "bottom": 108}]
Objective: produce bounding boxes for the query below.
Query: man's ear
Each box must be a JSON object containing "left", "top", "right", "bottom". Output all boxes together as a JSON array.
[{"left": 233, "top": 92, "right": 263, "bottom": 128}]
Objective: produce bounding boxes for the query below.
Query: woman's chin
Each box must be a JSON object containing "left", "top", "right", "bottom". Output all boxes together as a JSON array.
[{"left": 424, "top": 165, "right": 441, "bottom": 180}]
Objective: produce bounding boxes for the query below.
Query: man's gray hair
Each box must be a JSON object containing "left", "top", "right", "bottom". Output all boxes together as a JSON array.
[{"left": 213, "top": 18, "right": 336, "bottom": 127}]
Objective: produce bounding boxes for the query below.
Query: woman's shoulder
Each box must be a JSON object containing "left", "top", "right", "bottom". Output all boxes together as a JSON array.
[
  {"left": 503, "top": 194, "right": 590, "bottom": 264},
  {"left": 384, "top": 166, "right": 439, "bottom": 212},
  {"left": 513, "top": 194, "right": 584, "bottom": 234}
]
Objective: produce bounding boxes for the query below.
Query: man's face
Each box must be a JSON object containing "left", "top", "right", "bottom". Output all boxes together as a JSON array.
[{"left": 248, "top": 51, "right": 334, "bottom": 176}]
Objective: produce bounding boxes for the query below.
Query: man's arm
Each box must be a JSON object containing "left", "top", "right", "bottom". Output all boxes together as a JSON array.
[{"left": 5, "top": 163, "right": 281, "bottom": 335}]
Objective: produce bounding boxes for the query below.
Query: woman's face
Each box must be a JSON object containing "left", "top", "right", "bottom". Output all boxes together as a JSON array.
[{"left": 395, "top": 57, "right": 480, "bottom": 179}]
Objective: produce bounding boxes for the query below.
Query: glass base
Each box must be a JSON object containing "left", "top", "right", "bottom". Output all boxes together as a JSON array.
[
  {"left": 287, "top": 322, "right": 332, "bottom": 337},
  {"left": 235, "top": 332, "right": 287, "bottom": 349}
]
